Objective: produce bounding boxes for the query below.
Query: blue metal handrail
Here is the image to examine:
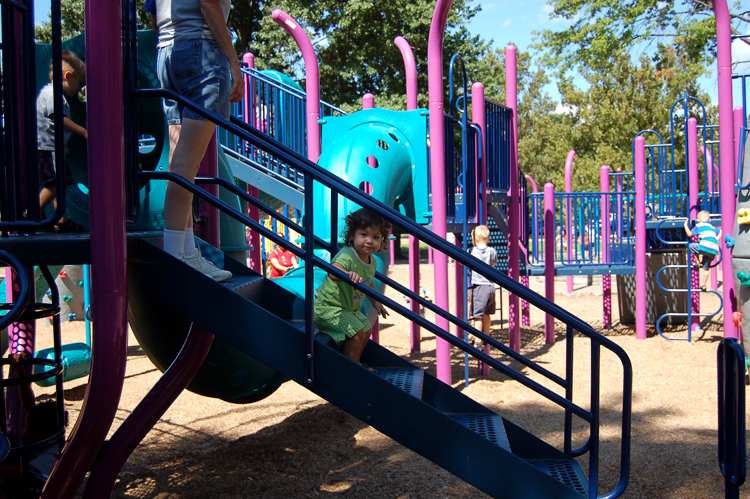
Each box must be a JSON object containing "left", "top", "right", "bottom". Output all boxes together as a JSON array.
[
  {"left": 718, "top": 338, "right": 746, "bottom": 499},
  {"left": 134, "top": 87, "right": 633, "bottom": 499}
]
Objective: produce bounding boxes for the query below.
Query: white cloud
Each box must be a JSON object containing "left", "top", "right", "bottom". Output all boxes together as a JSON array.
[
  {"left": 503, "top": 19, "right": 512, "bottom": 27},
  {"left": 555, "top": 103, "right": 576, "bottom": 115}
]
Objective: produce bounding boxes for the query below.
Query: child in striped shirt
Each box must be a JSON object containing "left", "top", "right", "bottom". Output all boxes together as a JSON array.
[{"left": 684, "top": 210, "right": 721, "bottom": 291}]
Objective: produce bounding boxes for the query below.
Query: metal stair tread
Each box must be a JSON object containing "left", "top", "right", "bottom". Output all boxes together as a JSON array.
[
  {"left": 446, "top": 413, "right": 511, "bottom": 452},
  {"left": 374, "top": 367, "right": 424, "bottom": 399},
  {"left": 220, "top": 275, "right": 264, "bottom": 291},
  {"left": 527, "top": 458, "right": 588, "bottom": 496}
]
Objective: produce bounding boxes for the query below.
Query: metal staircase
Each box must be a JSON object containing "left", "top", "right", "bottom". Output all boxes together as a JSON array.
[{"left": 128, "top": 235, "right": 593, "bottom": 498}]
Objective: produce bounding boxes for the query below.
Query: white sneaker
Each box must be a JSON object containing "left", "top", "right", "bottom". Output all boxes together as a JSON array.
[{"left": 181, "top": 249, "right": 232, "bottom": 283}]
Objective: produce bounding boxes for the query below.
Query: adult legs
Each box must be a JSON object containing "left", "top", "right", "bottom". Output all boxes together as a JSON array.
[{"left": 164, "top": 119, "right": 216, "bottom": 234}]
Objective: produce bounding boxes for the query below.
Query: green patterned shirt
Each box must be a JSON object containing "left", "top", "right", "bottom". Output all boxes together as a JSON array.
[{"left": 315, "top": 246, "right": 376, "bottom": 312}]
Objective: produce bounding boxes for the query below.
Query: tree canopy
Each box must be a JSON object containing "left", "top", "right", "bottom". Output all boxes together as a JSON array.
[{"left": 534, "top": 0, "right": 750, "bottom": 73}]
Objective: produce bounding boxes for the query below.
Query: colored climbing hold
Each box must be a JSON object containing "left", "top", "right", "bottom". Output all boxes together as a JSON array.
[
  {"left": 733, "top": 311, "right": 743, "bottom": 328},
  {"left": 726, "top": 236, "right": 736, "bottom": 248},
  {"left": 67, "top": 313, "right": 77, "bottom": 321},
  {"left": 59, "top": 270, "right": 68, "bottom": 279},
  {"left": 737, "top": 272, "right": 750, "bottom": 287},
  {"left": 46, "top": 289, "right": 52, "bottom": 297},
  {"left": 62, "top": 295, "right": 73, "bottom": 302},
  {"left": 78, "top": 281, "right": 84, "bottom": 288},
  {"left": 738, "top": 208, "right": 750, "bottom": 225}
]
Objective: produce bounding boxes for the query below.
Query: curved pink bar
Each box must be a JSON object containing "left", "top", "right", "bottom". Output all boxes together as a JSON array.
[
  {"left": 427, "top": 0, "right": 454, "bottom": 384},
  {"left": 564, "top": 150, "right": 575, "bottom": 293},
  {"left": 272, "top": 9, "right": 321, "bottom": 162},
  {"left": 42, "top": 1, "right": 128, "bottom": 496},
  {"left": 394, "top": 36, "right": 418, "bottom": 111},
  {"left": 635, "top": 137, "right": 647, "bottom": 340},
  {"left": 395, "top": 36, "right": 422, "bottom": 349},
  {"left": 713, "top": 0, "right": 737, "bottom": 338},
  {"left": 506, "top": 45, "right": 520, "bottom": 352},
  {"left": 524, "top": 174, "right": 538, "bottom": 193}
]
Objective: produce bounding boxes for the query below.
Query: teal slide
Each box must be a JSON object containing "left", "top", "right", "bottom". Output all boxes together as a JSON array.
[{"left": 272, "top": 108, "right": 430, "bottom": 326}]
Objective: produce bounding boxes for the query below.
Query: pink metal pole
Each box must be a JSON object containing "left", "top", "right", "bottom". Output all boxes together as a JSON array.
[
  {"left": 471, "top": 82, "right": 486, "bottom": 225},
  {"left": 428, "top": 0, "right": 454, "bottom": 384},
  {"left": 394, "top": 36, "right": 422, "bottom": 351},
  {"left": 600, "top": 166, "right": 611, "bottom": 329},
  {"left": 272, "top": 10, "right": 321, "bottom": 162},
  {"left": 616, "top": 168, "right": 623, "bottom": 238},
  {"left": 84, "top": 139, "right": 220, "bottom": 499},
  {"left": 544, "top": 183, "right": 555, "bottom": 343},
  {"left": 43, "top": 0, "right": 128, "bottom": 494},
  {"left": 394, "top": 36, "right": 418, "bottom": 111},
  {"left": 635, "top": 137, "right": 647, "bottom": 340},
  {"left": 243, "top": 52, "right": 261, "bottom": 273},
  {"left": 525, "top": 175, "right": 538, "bottom": 194},
  {"left": 702, "top": 145, "right": 720, "bottom": 290},
  {"left": 564, "top": 150, "right": 576, "bottom": 294},
  {"left": 714, "top": 0, "right": 738, "bottom": 338},
  {"left": 362, "top": 93, "right": 375, "bottom": 110},
  {"left": 506, "top": 45, "right": 521, "bottom": 352},
  {"left": 687, "top": 118, "right": 701, "bottom": 335},
  {"left": 389, "top": 235, "right": 395, "bottom": 266}
]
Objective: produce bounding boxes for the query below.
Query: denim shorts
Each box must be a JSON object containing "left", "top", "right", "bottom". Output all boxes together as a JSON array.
[{"left": 157, "top": 38, "right": 231, "bottom": 125}]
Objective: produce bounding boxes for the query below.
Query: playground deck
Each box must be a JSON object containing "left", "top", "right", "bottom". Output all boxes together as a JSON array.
[{"left": 28, "top": 260, "right": 726, "bottom": 498}]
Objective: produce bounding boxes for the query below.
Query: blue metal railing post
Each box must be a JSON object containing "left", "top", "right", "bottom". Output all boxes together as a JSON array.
[{"left": 305, "top": 175, "right": 315, "bottom": 387}]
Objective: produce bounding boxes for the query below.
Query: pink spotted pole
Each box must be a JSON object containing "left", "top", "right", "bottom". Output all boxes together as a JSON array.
[
  {"left": 4, "top": 267, "right": 35, "bottom": 447},
  {"left": 600, "top": 166, "right": 611, "bottom": 329},
  {"left": 506, "top": 45, "right": 521, "bottom": 352}
]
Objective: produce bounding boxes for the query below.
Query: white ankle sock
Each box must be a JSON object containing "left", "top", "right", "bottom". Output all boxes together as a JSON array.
[
  {"left": 163, "top": 229, "right": 186, "bottom": 257},
  {"left": 184, "top": 228, "right": 197, "bottom": 255}
]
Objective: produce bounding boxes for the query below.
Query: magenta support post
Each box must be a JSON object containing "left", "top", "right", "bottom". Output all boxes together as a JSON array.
[
  {"left": 394, "top": 36, "right": 418, "bottom": 111},
  {"left": 616, "top": 168, "right": 623, "bottom": 238},
  {"left": 564, "top": 150, "right": 576, "bottom": 294},
  {"left": 543, "top": 183, "right": 555, "bottom": 343},
  {"left": 600, "top": 166, "right": 611, "bottom": 329},
  {"left": 272, "top": 10, "right": 321, "bottom": 162},
  {"left": 506, "top": 45, "right": 521, "bottom": 352},
  {"left": 242, "top": 52, "right": 261, "bottom": 273},
  {"left": 714, "top": 0, "right": 738, "bottom": 338},
  {"left": 687, "top": 118, "right": 701, "bottom": 334},
  {"left": 362, "top": 93, "right": 375, "bottom": 110},
  {"left": 44, "top": 0, "right": 129, "bottom": 495},
  {"left": 394, "top": 36, "right": 423, "bottom": 351},
  {"left": 427, "top": 0, "right": 454, "bottom": 384},
  {"left": 635, "top": 137, "right": 647, "bottom": 340},
  {"left": 702, "top": 145, "right": 720, "bottom": 290}
]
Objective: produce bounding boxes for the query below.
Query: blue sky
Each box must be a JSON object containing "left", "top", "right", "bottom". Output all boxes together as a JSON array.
[{"left": 33, "top": 0, "right": 749, "bottom": 107}]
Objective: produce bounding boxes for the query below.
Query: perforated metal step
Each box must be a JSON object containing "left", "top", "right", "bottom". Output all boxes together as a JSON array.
[
  {"left": 447, "top": 413, "right": 511, "bottom": 452},
  {"left": 528, "top": 458, "right": 588, "bottom": 496},
  {"left": 375, "top": 368, "right": 424, "bottom": 399}
]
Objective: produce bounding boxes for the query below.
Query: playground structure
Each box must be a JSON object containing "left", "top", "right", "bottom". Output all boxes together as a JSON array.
[
  {"left": 0, "top": 0, "right": 746, "bottom": 497},
  {"left": 523, "top": 94, "right": 729, "bottom": 342}
]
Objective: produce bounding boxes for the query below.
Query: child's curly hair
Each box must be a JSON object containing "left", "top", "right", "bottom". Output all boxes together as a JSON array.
[{"left": 342, "top": 208, "right": 392, "bottom": 251}]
